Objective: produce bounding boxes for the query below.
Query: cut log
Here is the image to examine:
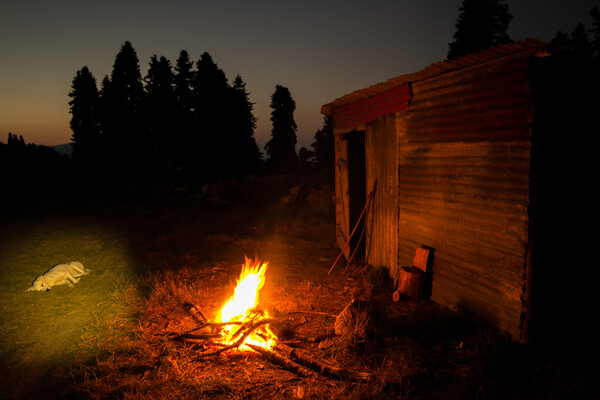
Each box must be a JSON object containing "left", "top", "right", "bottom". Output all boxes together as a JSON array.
[{"left": 397, "top": 266, "right": 425, "bottom": 301}]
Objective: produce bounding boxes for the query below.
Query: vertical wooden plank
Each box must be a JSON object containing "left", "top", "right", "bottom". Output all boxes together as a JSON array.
[
  {"left": 335, "top": 134, "right": 350, "bottom": 258},
  {"left": 365, "top": 114, "right": 399, "bottom": 272}
]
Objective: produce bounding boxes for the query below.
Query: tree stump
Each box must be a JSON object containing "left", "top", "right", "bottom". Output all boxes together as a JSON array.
[{"left": 395, "top": 266, "right": 425, "bottom": 302}]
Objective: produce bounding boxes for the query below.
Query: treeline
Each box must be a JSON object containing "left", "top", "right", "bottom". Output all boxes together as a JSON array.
[
  {"left": 0, "top": 132, "right": 70, "bottom": 199},
  {"left": 548, "top": 6, "right": 600, "bottom": 61},
  {"left": 448, "top": 2, "right": 600, "bottom": 63},
  {"left": 69, "top": 41, "right": 334, "bottom": 183}
]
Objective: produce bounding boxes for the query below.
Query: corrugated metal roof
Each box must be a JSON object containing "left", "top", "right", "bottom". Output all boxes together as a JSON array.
[{"left": 321, "top": 38, "right": 548, "bottom": 115}]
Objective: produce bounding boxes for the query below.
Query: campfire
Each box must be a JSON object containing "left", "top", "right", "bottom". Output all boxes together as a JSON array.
[
  {"left": 216, "top": 257, "right": 276, "bottom": 350},
  {"left": 171, "top": 257, "right": 371, "bottom": 381}
]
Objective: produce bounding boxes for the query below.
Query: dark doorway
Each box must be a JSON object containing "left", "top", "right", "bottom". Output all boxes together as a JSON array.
[{"left": 346, "top": 130, "right": 366, "bottom": 259}]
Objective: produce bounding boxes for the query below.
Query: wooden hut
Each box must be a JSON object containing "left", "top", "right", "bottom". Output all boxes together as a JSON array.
[{"left": 322, "top": 38, "right": 598, "bottom": 343}]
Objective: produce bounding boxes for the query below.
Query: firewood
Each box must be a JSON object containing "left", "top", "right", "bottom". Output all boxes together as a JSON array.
[
  {"left": 172, "top": 300, "right": 370, "bottom": 380},
  {"left": 276, "top": 343, "right": 372, "bottom": 381},
  {"left": 169, "top": 332, "right": 221, "bottom": 342},
  {"left": 183, "top": 301, "right": 208, "bottom": 324},
  {"left": 193, "top": 318, "right": 284, "bottom": 358},
  {"left": 246, "top": 344, "right": 320, "bottom": 379}
]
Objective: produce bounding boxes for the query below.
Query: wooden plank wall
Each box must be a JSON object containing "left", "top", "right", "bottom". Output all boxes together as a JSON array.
[
  {"left": 365, "top": 114, "right": 399, "bottom": 272},
  {"left": 396, "top": 51, "right": 535, "bottom": 340},
  {"left": 334, "top": 135, "right": 350, "bottom": 258}
]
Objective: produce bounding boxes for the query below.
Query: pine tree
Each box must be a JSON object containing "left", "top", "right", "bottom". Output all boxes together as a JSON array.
[
  {"left": 190, "top": 52, "right": 230, "bottom": 180},
  {"left": 570, "top": 23, "right": 593, "bottom": 60},
  {"left": 448, "top": 0, "right": 513, "bottom": 60},
  {"left": 97, "top": 75, "right": 112, "bottom": 160},
  {"left": 311, "top": 114, "right": 334, "bottom": 172},
  {"left": 297, "top": 146, "right": 315, "bottom": 174},
  {"left": 143, "top": 55, "right": 176, "bottom": 170},
  {"left": 101, "top": 41, "right": 144, "bottom": 172},
  {"left": 174, "top": 50, "right": 194, "bottom": 114},
  {"left": 69, "top": 66, "right": 101, "bottom": 168},
  {"left": 173, "top": 50, "right": 195, "bottom": 172},
  {"left": 550, "top": 13, "right": 597, "bottom": 62},
  {"left": 265, "top": 85, "right": 297, "bottom": 174},
  {"left": 550, "top": 30, "right": 570, "bottom": 51},
  {"left": 228, "top": 75, "right": 260, "bottom": 176}
]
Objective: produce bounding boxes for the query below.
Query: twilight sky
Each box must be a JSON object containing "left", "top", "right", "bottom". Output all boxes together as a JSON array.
[{"left": 0, "top": 0, "right": 596, "bottom": 150}]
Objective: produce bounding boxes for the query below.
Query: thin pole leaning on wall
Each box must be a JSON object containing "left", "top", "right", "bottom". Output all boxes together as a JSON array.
[{"left": 328, "top": 178, "right": 377, "bottom": 276}]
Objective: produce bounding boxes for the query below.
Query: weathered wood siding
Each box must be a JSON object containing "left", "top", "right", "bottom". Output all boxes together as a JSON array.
[
  {"left": 334, "top": 135, "right": 350, "bottom": 258},
  {"left": 365, "top": 114, "right": 399, "bottom": 272},
  {"left": 396, "top": 52, "right": 534, "bottom": 340}
]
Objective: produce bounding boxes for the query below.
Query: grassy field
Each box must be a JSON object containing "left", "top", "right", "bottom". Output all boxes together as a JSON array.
[
  {"left": 0, "top": 205, "right": 143, "bottom": 398},
  {"left": 1, "top": 178, "right": 599, "bottom": 399}
]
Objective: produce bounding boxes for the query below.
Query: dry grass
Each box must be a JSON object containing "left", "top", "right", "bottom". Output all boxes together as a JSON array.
[
  {"left": 2, "top": 184, "right": 599, "bottom": 399},
  {"left": 73, "top": 263, "right": 357, "bottom": 399},
  {"left": 79, "top": 282, "right": 141, "bottom": 355},
  {"left": 73, "top": 241, "right": 600, "bottom": 399}
]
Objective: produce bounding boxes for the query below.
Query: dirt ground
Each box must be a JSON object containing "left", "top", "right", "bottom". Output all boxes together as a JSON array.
[{"left": 1, "top": 176, "right": 598, "bottom": 399}]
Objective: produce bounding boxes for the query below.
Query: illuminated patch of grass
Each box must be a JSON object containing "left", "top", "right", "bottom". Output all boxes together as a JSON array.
[{"left": 80, "top": 282, "right": 141, "bottom": 356}]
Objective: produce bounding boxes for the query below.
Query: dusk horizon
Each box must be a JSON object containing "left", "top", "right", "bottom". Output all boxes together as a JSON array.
[{"left": 2, "top": 1, "right": 597, "bottom": 150}]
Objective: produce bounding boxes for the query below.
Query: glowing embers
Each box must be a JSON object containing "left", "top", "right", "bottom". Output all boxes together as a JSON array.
[{"left": 217, "top": 257, "right": 276, "bottom": 350}]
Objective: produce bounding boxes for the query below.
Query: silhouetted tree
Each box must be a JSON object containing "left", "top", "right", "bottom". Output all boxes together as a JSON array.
[
  {"left": 448, "top": 0, "right": 513, "bottom": 60},
  {"left": 227, "top": 75, "right": 261, "bottom": 176},
  {"left": 311, "top": 114, "right": 334, "bottom": 172},
  {"left": 2, "top": 133, "right": 68, "bottom": 196},
  {"left": 173, "top": 50, "right": 195, "bottom": 171},
  {"left": 100, "top": 41, "right": 144, "bottom": 172},
  {"left": 143, "top": 55, "right": 176, "bottom": 171},
  {"left": 190, "top": 52, "right": 230, "bottom": 180},
  {"left": 265, "top": 85, "right": 297, "bottom": 174},
  {"left": 69, "top": 66, "right": 100, "bottom": 168},
  {"left": 7, "top": 132, "right": 25, "bottom": 148},
  {"left": 570, "top": 23, "right": 593, "bottom": 60},
  {"left": 549, "top": 30, "right": 570, "bottom": 51},
  {"left": 550, "top": 8, "right": 600, "bottom": 63},
  {"left": 174, "top": 50, "right": 194, "bottom": 112},
  {"left": 297, "top": 146, "right": 315, "bottom": 174},
  {"left": 68, "top": 43, "right": 264, "bottom": 182}
]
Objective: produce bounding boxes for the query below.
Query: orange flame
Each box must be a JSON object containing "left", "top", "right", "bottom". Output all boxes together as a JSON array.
[{"left": 217, "top": 257, "right": 275, "bottom": 350}]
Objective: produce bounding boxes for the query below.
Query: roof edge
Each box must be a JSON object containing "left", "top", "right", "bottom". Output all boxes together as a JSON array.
[{"left": 321, "top": 38, "right": 548, "bottom": 115}]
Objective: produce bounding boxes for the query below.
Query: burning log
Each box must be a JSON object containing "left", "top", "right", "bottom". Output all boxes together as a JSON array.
[{"left": 194, "top": 318, "right": 285, "bottom": 358}]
